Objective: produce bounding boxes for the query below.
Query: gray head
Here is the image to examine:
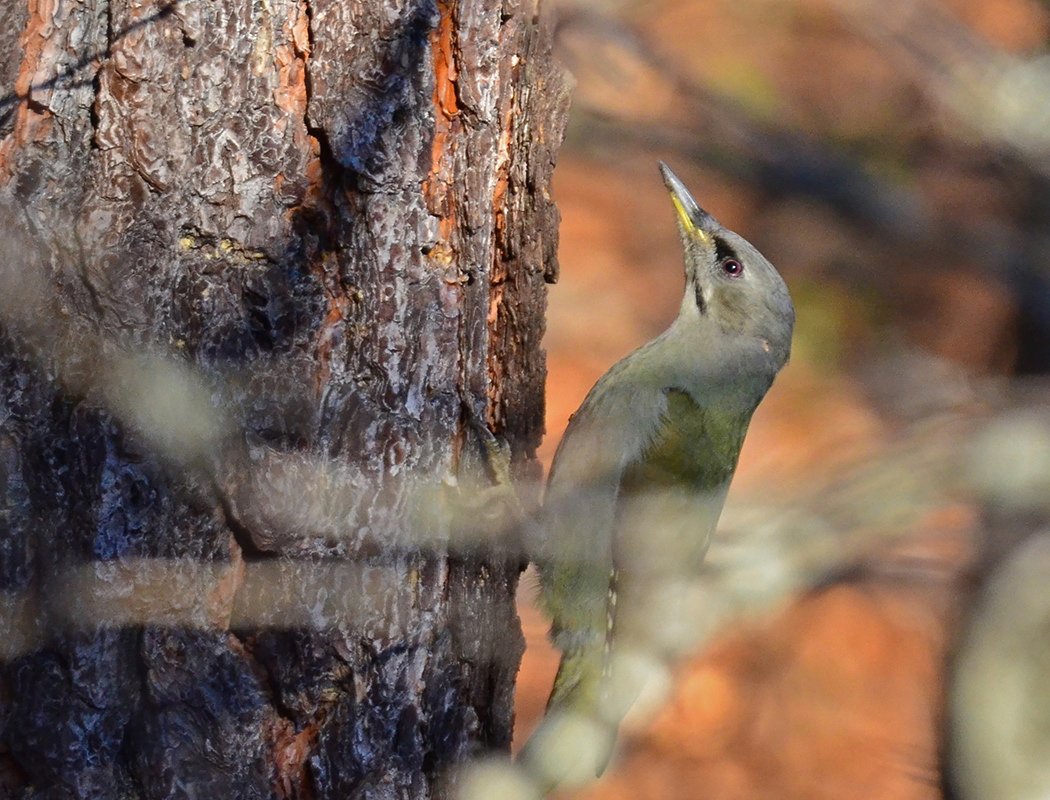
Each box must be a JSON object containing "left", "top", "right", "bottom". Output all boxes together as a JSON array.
[{"left": 660, "top": 162, "right": 794, "bottom": 370}]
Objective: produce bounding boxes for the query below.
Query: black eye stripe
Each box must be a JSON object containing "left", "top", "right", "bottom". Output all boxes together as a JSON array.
[{"left": 713, "top": 236, "right": 737, "bottom": 264}]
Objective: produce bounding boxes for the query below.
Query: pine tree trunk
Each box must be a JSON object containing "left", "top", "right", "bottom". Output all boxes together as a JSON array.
[{"left": 0, "top": 0, "right": 569, "bottom": 797}]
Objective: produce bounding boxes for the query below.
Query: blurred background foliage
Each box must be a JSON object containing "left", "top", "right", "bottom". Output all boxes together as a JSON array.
[{"left": 514, "top": 0, "right": 1050, "bottom": 798}]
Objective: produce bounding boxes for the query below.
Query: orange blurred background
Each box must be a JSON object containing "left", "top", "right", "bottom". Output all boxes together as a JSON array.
[{"left": 512, "top": 0, "right": 1050, "bottom": 797}]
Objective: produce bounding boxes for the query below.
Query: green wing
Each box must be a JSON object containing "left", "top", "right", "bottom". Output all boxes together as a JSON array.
[
  {"left": 604, "top": 389, "right": 753, "bottom": 707},
  {"left": 613, "top": 386, "right": 753, "bottom": 609},
  {"left": 541, "top": 388, "right": 755, "bottom": 697},
  {"left": 538, "top": 389, "right": 756, "bottom": 774},
  {"left": 619, "top": 388, "right": 750, "bottom": 495}
]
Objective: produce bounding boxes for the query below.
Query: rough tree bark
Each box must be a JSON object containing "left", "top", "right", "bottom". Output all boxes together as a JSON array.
[{"left": 0, "top": 0, "right": 569, "bottom": 797}]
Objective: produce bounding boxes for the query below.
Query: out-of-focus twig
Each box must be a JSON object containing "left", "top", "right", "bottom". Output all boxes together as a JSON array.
[
  {"left": 832, "top": 0, "right": 1050, "bottom": 169},
  {"left": 554, "top": 6, "right": 928, "bottom": 236}
]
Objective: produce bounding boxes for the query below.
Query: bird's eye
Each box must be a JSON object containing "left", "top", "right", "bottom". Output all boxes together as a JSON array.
[{"left": 722, "top": 258, "right": 744, "bottom": 277}]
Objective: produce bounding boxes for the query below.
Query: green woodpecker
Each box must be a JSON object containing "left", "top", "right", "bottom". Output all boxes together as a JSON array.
[{"left": 522, "top": 163, "right": 794, "bottom": 786}]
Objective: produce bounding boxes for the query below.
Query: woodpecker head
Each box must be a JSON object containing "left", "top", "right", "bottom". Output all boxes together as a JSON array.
[{"left": 660, "top": 161, "right": 794, "bottom": 371}]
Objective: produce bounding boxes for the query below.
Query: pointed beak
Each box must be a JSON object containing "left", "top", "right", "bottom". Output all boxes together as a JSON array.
[{"left": 659, "top": 161, "right": 717, "bottom": 241}]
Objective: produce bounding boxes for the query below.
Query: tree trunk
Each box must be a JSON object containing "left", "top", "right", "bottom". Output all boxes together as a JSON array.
[{"left": 0, "top": 0, "right": 569, "bottom": 797}]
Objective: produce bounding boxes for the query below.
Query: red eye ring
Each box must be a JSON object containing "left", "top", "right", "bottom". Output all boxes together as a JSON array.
[{"left": 722, "top": 258, "right": 744, "bottom": 276}]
